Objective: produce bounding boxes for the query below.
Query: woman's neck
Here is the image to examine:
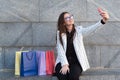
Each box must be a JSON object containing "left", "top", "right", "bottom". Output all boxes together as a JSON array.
[
  {"left": 67, "top": 29, "right": 72, "bottom": 33},
  {"left": 66, "top": 25, "right": 73, "bottom": 33}
]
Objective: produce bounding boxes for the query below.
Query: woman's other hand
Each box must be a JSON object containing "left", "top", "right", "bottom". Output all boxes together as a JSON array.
[{"left": 60, "top": 64, "right": 69, "bottom": 75}]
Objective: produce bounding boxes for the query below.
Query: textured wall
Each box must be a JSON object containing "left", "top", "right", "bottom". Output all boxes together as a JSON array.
[{"left": 0, "top": 0, "right": 120, "bottom": 71}]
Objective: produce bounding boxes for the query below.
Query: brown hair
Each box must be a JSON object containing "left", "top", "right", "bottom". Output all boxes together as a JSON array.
[{"left": 57, "top": 12, "right": 75, "bottom": 45}]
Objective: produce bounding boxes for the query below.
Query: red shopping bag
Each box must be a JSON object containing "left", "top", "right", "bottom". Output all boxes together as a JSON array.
[{"left": 46, "top": 50, "right": 55, "bottom": 75}]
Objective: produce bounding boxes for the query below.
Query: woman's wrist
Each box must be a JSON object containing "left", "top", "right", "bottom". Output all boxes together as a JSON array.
[{"left": 63, "top": 64, "right": 69, "bottom": 67}]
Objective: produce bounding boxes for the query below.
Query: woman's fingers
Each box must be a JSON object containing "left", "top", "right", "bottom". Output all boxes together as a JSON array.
[
  {"left": 98, "top": 8, "right": 109, "bottom": 20},
  {"left": 67, "top": 68, "right": 70, "bottom": 73},
  {"left": 60, "top": 69, "right": 67, "bottom": 74},
  {"left": 100, "top": 11, "right": 109, "bottom": 21},
  {"left": 60, "top": 66, "right": 70, "bottom": 75},
  {"left": 97, "top": 8, "right": 109, "bottom": 22}
]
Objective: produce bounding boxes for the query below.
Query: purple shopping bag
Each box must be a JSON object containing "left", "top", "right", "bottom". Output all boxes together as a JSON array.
[
  {"left": 20, "top": 51, "right": 38, "bottom": 76},
  {"left": 36, "top": 51, "right": 46, "bottom": 75}
]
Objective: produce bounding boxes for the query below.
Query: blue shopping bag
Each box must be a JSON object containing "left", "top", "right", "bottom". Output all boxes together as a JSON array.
[{"left": 20, "top": 51, "right": 38, "bottom": 76}]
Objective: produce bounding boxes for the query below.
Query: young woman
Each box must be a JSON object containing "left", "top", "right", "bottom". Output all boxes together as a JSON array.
[{"left": 55, "top": 9, "right": 109, "bottom": 80}]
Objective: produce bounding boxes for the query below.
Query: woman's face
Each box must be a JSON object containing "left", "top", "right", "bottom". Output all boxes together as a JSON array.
[{"left": 64, "top": 13, "right": 74, "bottom": 30}]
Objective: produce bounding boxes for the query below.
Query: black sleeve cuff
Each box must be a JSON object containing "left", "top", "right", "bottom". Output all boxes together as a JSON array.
[{"left": 101, "top": 19, "right": 106, "bottom": 24}]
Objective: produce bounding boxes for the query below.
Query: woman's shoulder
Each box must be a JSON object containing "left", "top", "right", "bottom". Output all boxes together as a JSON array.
[
  {"left": 57, "top": 30, "right": 59, "bottom": 33},
  {"left": 56, "top": 31, "right": 59, "bottom": 36},
  {"left": 56, "top": 30, "right": 65, "bottom": 36}
]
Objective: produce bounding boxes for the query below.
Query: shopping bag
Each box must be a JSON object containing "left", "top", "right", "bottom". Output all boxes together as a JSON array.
[
  {"left": 46, "top": 50, "right": 55, "bottom": 75},
  {"left": 36, "top": 51, "right": 46, "bottom": 75},
  {"left": 20, "top": 51, "right": 38, "bottom": 76},
  {"left": 15, "top": 51, "right": 28, "bottom": 76}
]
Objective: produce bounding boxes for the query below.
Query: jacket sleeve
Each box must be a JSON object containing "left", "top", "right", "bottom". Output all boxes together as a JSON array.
[
  {"left": 79, "top": 20, "right": 103, "bottom": 37},
  {"left": 56, "top": 31, "right": 69, "bottom": 66}
]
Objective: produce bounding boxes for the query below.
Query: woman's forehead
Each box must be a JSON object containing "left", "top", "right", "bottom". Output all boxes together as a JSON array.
[{"left": 64, "top": 13, "right": 71, "bottom": 17}]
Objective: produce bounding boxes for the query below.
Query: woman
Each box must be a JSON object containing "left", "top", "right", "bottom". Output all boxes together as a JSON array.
[{"left": 55, "top": 9, "right": 109, "bottom": 80}]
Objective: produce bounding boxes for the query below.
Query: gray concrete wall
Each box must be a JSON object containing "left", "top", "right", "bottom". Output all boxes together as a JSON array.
[{"left": 0, "top": 0, "right": 120, "bottom": 71}]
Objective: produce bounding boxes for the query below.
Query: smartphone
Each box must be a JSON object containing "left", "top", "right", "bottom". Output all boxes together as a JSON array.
[{"left": 98, "top": 8, "right": 103, "bottom": 14}]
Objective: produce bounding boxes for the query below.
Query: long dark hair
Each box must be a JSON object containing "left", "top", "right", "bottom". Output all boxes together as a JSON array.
[{"left": 57, "top": 12, "right": 76, "bottom": 45}]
